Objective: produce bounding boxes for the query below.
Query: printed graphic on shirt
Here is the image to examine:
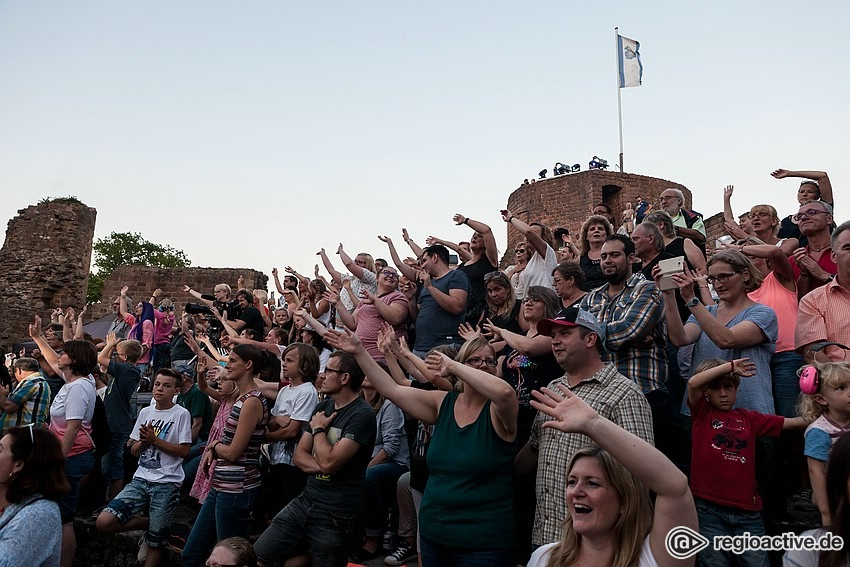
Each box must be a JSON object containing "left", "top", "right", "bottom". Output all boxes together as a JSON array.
[
  {"left": 710, "top": 417, "right": 749, "bottom": 464},
  {"left": 139, "top": 418, "right": 175, "bottom": 470}
]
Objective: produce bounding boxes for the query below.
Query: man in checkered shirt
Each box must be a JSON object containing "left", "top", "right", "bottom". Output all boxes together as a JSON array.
[{"left": 515, "top": 306, "right": 654, "bottom": 546}]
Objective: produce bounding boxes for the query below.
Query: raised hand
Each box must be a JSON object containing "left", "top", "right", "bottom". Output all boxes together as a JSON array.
[
  {"left": 458, "top": 322, "right": 482, "bottom": 341},
  {"left": 324, "top": 327, "right": 363, "bottom": 354},
  {"left": 452, "top": 213, "right": 467, "bottom": 225},
  {"left": 106, "top": 332, "right": 118, "bottom": 346},
  {"left": 530, "top": 384, "right": 599, "bottom": 434},
  {"left": 731, "top": 358, "right": 757, "bottom": 377},
  {"left": 378, "top": 235, "right": 391, "bottom": 244},
  {"left": 182, "top": 284, "right": 191, "bottom": 292},
  {"left": 28, "top": 315, "right": 43, "bottom": 339},
  {"left": 424, "top": 351, "right": 451, "bottom": 377},
  {"left": 771, "top": 169, "right": 790, "bottom": 179},
  {"left": 271, "top": 267, "right": 278, "bottom": 277},
  {"left": 120, "top": 285, "right": 129, "bottom": 296},
  {"left": 425, "top": 236, "right": 437, "bottom": 246},
  {"left": 500, "top": 209, "right": 514, "bottom": 223},
  {"left": 401, "top": 228, "right": 410, "bottom": 241},
  {"left": 723, "top": 185, "right": 734, "bottom": 200},
  {"left": 337, "top": 243, "right": 344, "bottom": 255}
]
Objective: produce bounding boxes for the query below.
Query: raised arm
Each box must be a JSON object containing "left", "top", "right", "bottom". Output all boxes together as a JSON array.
[
  {"left": 502, "top": 209, "right": 548, "bottom": 258},
  {"left": 401, "top": 228, "right": 424, "bottom": 259},
  {"left": 733, "top": 243, "right": 795, "bottom": 292},
  {"left": 182, "top": 285, "right": 215, "bottom": 308},
  {"left": 338, "top": 244, "right": 369, "bottom": 281},
  {"left": 772, "top": 168, "right": 833, "bottom": 205},
  {"left": 325, "top": 328, "right": 445, "bottom": 424},
  {"left": 98, "top": 332, "right": 120, "bottom": 370},
  {"left": 483, "top": 320, "right": 552, "bottom": 356},
  {"left": 455, "top": 213, "right": 499, "bottom": 266},
  {"left": 61, "top": 307, "right": 75, "bottom": 343},
  {"left": 317, "top": 248, "right": 344, "bottom": 286},
  {"left": 29, "top": 316, "right": 62, "bottom": 378},
  {"left": 531, "top": 385, "right": 696, "bottom": 567},
  {"left": 723, "top": 184, "right": 737, "bottom": 224},
  {"left": 687, "top": 358, "right": 754, "bottom": 406},
  {"left": 378, "top": 236, "right": 418, "bottom": 281},
  {"left": 74, "top": 306, "right": 87, "bottom": 340},
  {"left": 425, "top": 235, "right": 471, "bottom": 263},
  {"left": 427, "top": 352, "right": 517, "bottom": 441}
]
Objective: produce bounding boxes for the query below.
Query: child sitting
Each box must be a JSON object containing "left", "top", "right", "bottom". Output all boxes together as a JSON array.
[
  {"left": 96, "top": 368, "right": 193, "bottom": 567},
  {"left": 688, "top": 358, "right": 807, "bottom": 567},
  {"left": 800, "top": 361, "right": 850, "bottom": 526}
]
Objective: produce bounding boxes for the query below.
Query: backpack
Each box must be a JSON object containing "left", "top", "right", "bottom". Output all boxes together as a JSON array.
[{"left": 89, "top": 396, "right": 111, "bottom": 458}]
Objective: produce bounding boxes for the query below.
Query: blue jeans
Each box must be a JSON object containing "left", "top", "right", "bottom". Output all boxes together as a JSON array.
[
  {"left": 771, "top": 350, "right": 803, "bottom": 418},
  {"left": 695, "top": 498, "right": 769, "bottom": 567},
  {"left": 364, "top": 462, "right": 408, "bottom": 536},
  {"left": 181, "top": 438, "right": 206, "bottom": 490},
  {"left": 181, "top": 487, "right": 259, "bottom": 567},
  {"left": 59, "top": 450, "right": 95, "bottom": 523},
  {"left": 102, "top": 432, "right": 130, "bottom": 482},
  {"left": 420, "top": 535, "right": 514, "bottom": 567},
  {"left": 254, "top": 493, "right": 362, "bottom": 567},
  {"left": 104, "top": 479, "right": 181, "bottom": 548}
]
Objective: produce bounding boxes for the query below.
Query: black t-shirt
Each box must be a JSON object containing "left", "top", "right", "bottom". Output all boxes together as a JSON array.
[
  {"left": 458, "top": 258, "right": 497, "bottom": 325},
  {"left": 303, "top": 397, "right": 376, "bottom": 513},
  {"left": 580, "top": 254, "right": 606, "bottom": 291},
  {"left": 105, "top": 360, "right": 143, "bottom": 434},
  {"left": 238, "top": 306, "right": 265, "bottom": 338}
]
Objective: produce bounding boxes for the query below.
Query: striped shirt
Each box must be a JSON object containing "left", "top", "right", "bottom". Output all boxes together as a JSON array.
[
  {"left": 529, "top": 364, "right": 654, "bottom": 545},
  {"left": 796, "top": 277, "right": 850, "bottom": 360},
  {"left": 0, "top": 372, "right": 52, "bottom": 435},
  {"left": 581, "top": 273, "right": 667, "bottom": 394},
  {"left": 212, "top": 390, "right": 269, "bottom": 493}
]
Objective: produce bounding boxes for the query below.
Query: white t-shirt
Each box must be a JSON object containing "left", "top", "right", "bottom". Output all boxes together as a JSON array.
[
  {"left": 340, "top": 270, "right": 378, "bottom": 312},
  {"left": 48, "top": 376, "right": 96, "bottom": 456},
  {"left": 269, "top": 382, "right": 319, "bottom": 466},
  {"left": 131, "top": 404, "right": 193, "bottom": 483},
  {"left": 520, "top": 245, "right": 557, "bottom": 295},
  {"left": 527, "top": 535, "right": 658, "bottom": 567}
]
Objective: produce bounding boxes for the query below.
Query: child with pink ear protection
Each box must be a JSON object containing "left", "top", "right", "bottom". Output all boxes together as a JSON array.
[{"left": 799, "top": 358, "right": 850, "bottom": 527}]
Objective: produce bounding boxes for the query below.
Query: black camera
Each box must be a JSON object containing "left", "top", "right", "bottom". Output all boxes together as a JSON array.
[{"left": 185, "top": 302, "right": 214, "bottom": 316}]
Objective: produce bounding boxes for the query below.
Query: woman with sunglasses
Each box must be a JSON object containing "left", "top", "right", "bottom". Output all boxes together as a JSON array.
[
  {"left": 506, "top": 242, "right": 530, "bottom": 300},
  {"left": 0, "top": 425, "right": 70, "bottom": 567},
  {"left": 326, "top": 330, "right": 518, "bottom": 567},
  {"left": 659, "top": 250, "right": 778, "bottom": 420}
]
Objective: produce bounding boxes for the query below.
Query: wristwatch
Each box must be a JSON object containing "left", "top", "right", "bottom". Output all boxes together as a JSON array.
[{"left": 685, "top": 297, "right": 700, "bottom": 308}]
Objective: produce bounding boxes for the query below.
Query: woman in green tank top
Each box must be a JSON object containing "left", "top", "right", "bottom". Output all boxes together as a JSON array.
[{"left": 325, "top": 331, "right": 519, "bottom": 567}]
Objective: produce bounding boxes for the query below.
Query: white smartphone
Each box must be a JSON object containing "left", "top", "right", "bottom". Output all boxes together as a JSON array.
[{"left": 657, "top": 256, "right": 685, "bottom": 291}]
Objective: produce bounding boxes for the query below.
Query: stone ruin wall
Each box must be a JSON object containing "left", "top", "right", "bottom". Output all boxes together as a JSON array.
[
  {"left": 500, "top": 169, "right": 693, "bottom": 266},
  {"left": 90, "top": 266, "right": 270, "bottom": 323},
  {"left": 0, "top": 201, "right": 97, "bottom": 346}
]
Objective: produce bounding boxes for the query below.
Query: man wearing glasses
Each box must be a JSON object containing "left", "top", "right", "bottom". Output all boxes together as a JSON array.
[
  {"left": 789, "top": 200, "right": 837, "bottom": 298},
  {"left": 659, "top": 188, "right": 706, "bottom": 250}
]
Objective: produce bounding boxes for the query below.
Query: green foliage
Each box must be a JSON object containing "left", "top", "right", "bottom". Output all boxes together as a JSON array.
[
  {"left": 86, "top": 231, "right": 190, "bottom": 303},
  {"left": 38, "top": 196, "right": 85, "bottom": 206}
]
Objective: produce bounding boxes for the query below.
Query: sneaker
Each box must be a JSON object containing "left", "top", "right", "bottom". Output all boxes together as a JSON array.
[
  {"left": 384, "top": 543, "right": 416, "bottom": 566},
  {"left": 137, "top": 535, "right": 149, "bottom": 562}
]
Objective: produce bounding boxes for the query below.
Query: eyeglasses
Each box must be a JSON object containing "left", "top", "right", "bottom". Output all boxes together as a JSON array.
[
  {"left": 514, "top": 249, "right": 526, "bottom": 254},
  {"left": 793, "top": 209, "right": 830, "bottom": 221},
  {"left": 522, "top": 297, "right": 542, "bottom": 304},
  {"left": 706, "top": 271, "right": 741, "bottom": 285},
  {"left": 748, "top": 211, "right": 773, "bottom": 219},
  {"left": 205, "top": 563, "right": 239, "bottom": 567},
  {"left": 380, "top": 270, "right": 398, "bottom": 280},
  {"left": 465, "top": 357, "right": 497, "bottom": 368},
  {"left": 324, "top": 367, "right": 347, "bottom": 376},
  {"left": 484, "top": 271, "right": 506, "bottom": 281}
]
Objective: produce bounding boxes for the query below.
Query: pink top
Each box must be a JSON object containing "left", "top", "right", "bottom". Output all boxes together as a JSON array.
[
  {"left": 748, "top": 271, "right": 798, "bottom": 353},
  {"left": 153, "top": 309, "right": 175, "bottom": 345},
  {"left": 124, "top": 314, "right": 154, "bottom": 364}
]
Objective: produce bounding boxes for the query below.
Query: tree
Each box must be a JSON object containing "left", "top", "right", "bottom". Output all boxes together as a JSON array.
[{"left": 87, "top": 231, "right": 190, "bottom": 303}]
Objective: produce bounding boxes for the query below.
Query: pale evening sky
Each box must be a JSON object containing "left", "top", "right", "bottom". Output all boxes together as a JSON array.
[{"left": 0, "top": 1, "right": 846, "bottom": 292}]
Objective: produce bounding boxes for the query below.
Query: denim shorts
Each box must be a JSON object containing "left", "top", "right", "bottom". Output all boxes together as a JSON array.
[
  {"left": 104, "top": 479, "right": 181, "bottom": 548},
  {"left": 59, "top": 450, "right": 95, "bottom": 523}
]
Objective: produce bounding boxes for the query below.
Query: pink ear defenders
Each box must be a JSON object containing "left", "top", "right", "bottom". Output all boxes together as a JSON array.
[{"left": 799, "top": 342, "right": 850, "bottom": 395}]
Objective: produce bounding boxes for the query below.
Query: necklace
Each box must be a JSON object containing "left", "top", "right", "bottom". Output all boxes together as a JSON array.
[{"left": 809, "top": 243, "right": 829, "bottom": 253}]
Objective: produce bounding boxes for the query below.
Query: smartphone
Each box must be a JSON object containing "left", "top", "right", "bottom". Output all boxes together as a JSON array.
[{"left": 657, "top": 256, "right": 685, "bottom": 291}]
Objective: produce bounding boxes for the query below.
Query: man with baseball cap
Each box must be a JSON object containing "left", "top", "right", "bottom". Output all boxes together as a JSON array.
[{"left": 516, "top": 306, "right": 654, "bottom": 547}]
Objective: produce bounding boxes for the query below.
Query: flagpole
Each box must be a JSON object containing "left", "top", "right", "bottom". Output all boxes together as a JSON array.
[{"left": 615, "top": 27, "right": 624, "bottom": 174}]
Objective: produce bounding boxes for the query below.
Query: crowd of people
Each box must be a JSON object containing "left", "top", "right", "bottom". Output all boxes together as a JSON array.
[{"left": 0, "top": 167, "right": 849, "bottom": 567}]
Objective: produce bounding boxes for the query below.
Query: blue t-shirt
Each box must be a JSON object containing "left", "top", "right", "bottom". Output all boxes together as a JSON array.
[
  {"left": 683, "top": 303, "right": 778, "bottom": 416},
  {"left": 414, "top": 270, "right": 470, "bottom": 351}
]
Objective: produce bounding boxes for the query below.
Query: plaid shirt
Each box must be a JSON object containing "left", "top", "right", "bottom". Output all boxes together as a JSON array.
[
  {"left": 581, "top": 272, "right": 667, "bottom": 394},
  {"left": 529, "top": 364, "right": 654, "bottom": 545},
  {"left": 0, "top": 371, "right": 52, "bottom": 435}
]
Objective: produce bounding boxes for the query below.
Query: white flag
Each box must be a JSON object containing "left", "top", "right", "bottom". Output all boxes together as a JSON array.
[{"left": 618, "top": 34, "right": 642, "bottom": 88}]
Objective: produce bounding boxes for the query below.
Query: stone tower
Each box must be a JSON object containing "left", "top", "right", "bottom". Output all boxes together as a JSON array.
[
  {"left": 0, "top": 199, "right": 97, "bottom": 346},
  {"left": 502, "top": 169, "right": 693, "bottom": 264}
]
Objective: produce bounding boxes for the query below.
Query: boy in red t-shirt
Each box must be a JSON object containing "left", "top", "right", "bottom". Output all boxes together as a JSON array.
[{"left": 688, "top": 358, "right": 807, "bottom": 566}]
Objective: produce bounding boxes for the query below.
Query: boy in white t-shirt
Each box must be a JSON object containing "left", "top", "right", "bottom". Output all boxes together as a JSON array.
[{"left": 96, "top": 368, "right": 193, "bottom": 567}]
